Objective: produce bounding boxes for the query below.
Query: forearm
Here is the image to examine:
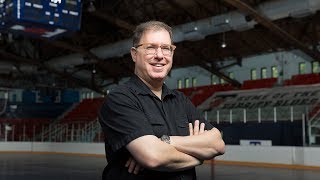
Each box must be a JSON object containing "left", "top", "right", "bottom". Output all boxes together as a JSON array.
[
  {"left": 170, "top": 128, "right": 225, "bottom": 160},
  {"left": 150, "top": 143, "right": 203, "bottom": 171},
  {"left": 126, "top": 135, "right": 202, "bottom": 172}
]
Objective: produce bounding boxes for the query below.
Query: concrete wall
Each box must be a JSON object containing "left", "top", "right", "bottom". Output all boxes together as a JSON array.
[
  {"left": 0, "top": 142, "right": 105, "bottom": 155},
  {"left": 215, "top": 145, "right": 320, "bottom": 167},
  {"left": 1, "top": 142, "right": 319, "bottom": 168}
]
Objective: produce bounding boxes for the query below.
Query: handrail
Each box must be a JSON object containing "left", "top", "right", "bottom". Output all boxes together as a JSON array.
[{"left": 308, "top": 103, "right": 320, "bottom": 126}]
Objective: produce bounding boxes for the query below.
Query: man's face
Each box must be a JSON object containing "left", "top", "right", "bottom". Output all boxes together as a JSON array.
[{"left": 131, "top": 29, "right": 174, "bottom": 84}]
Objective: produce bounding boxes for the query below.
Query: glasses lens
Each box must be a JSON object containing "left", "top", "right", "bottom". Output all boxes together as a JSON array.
[
  {"left": 161, "top": 45, "right": 172, "bottom": 56},
  {"left": 145, "top": 45, "right": 156, "bottom": 55},
  {"left": 138, "top": 44, "right": 174, "bottom": 56}
]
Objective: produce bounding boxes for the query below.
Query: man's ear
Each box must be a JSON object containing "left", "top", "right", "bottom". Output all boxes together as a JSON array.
[{"left": 131, "top": 48, "right": 137, "bottom": 62}]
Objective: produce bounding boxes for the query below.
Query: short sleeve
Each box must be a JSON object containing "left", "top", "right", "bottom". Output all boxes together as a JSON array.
[{"left": 99, "top": 87, "right": 155, "bottom": 152}]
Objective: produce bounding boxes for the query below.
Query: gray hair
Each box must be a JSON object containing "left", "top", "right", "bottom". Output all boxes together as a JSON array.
[{"left": 132, "top": 21, "right": 173, "bottom": 47}]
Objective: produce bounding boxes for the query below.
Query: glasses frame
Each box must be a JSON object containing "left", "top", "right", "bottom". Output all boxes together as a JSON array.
[{"left": 133, "top": 43, "right": 176, "bottom": 56}]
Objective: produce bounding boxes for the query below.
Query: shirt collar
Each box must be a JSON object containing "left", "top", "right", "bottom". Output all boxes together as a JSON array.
[{"left": 127, "top": 74, "right": 175, "bottom": 98}]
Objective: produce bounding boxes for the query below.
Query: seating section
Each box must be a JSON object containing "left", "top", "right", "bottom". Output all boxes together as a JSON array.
[
  {"left": 4, "top": 103, "right": 73, "bottom": 119},
  {"left": 241, "top": 78, "right": 277, "bottom": 90},
  {"left": 60, "top": 98, "right": 105, "bottom": 124},
  {"left": 0, "top": 118, "right": 51, "bottom": 141},
  {"left": 284, "top": 73, "right": 320, "bottom": 86},
  {"left": 178, "top": 84, "right": 233, "bottom": 106},
  {"left": 4, "top": 73, "right": 320, "bottom": 142}
]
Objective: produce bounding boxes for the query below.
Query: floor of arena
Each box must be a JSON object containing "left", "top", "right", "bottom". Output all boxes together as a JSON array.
[{"left": 0, "top": 153, "right": 319, "bottom": 180}]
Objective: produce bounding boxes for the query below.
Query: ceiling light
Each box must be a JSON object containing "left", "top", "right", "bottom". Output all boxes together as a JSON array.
[
  {"left": 221, "top": 42, "right": 227, "bottom": 48},
  {"left": 221, "top": 32, "right": 227, "bottom": 48}
]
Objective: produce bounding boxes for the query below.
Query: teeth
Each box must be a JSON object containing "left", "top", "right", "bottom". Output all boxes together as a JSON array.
[{"left": 154, "top": 64, "right": 163, "bottom": 67}]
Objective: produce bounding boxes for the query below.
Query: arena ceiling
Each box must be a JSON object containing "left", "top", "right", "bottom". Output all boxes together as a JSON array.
[{"left": 0, "top": 0, "right": 320, "bottom": 94}]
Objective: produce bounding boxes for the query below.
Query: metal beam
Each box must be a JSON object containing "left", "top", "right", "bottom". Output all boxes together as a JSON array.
[
  {"left": 223, "top": 0, "right": 320, "bottom": 61},
  {"left": 40, "top": 39, "right": 100, "bottom": 62},
  {"left": 198, "top": 60, "right": 241, "bottom": 88},
  {"left": 89, "top": 10, "right": 135, "bottom": 31},
  {"left": 0, "top": 49, "right": 105, "bottom": 94}
]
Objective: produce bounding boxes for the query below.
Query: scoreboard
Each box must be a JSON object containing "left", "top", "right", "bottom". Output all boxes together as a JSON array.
[{"left": 0, "top": 0, "right": 82, "bottom": 38}]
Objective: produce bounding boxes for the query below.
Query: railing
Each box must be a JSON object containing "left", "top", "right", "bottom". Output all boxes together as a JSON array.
[
  {"left": 35, "top": 123, "right": 67, "bottom": 142},
  {"left": 2, "top": 103, "right": 318, "bottom": 145},
  {"left": 204, "top": 104, "right": 320, "bottom": 146},
  {"left": 0, "top": 120, "right": 103, "bottom": 142},
  {"left": 44, "top": 120, "right": 101, "bottom": 142},
  {"left": 78, "top": 120, "right": 101, "bottom": 142},
  {"left": 204, "top": 105, "right": 309, "bottom": 124},
  {"left": 307, "top": 103, "right": 320, "bottom": 145}
]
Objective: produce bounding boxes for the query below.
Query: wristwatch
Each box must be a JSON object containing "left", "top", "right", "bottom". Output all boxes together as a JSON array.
[{"left": 160, "top": 135, "right": 171, "bottom": 144}]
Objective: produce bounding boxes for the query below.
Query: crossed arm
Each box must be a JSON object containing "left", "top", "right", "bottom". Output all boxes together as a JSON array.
[
  {"left": 171, "top": 120, "right": 225, "bottom": 160},
  {"left": 125, "top": 120, "right": 225, "bottom": 174}
]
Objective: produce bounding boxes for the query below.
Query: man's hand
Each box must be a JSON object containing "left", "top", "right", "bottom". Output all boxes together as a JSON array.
[
  {"left": 189, "top": 120, "right": 205, "bottom": 136},
  {"left": 171, "top": 120, "right": 225, "bottom": 160},
  {"left": 125, "top": 156, "right": 144, "bottom": 174}
]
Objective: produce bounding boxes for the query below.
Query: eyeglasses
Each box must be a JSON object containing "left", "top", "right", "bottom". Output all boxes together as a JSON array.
[{"left": 133, "top": 43, "right": 176, "bottom": 56}]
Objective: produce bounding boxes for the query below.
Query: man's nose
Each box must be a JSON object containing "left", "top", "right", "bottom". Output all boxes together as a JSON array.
[{"left": 154, "top": 47, "right": 164, "bottom": 58}]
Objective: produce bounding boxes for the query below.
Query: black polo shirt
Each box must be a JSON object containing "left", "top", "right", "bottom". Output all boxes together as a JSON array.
[{"left": 99, "top": 75, "right": 213, "bottom": 180}]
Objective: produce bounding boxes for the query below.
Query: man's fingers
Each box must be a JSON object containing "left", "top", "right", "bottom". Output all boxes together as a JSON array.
[
  {"left": 190, "top": 120, "right": 205, "bottom": 135},
  {"left": 133, "top": 164, "right": 142, "bottom": 174},
  {"left": 125, "top": 157, "right": 132, "bottom": 167},
  {"left": 199, "top": 123, "right": 205, "bottom": 134},
  {"left": 128, "top": 158, "right": 137, "bottom": 173},
  {"left": 126, "top": 157, "right": 143, "bottom": 174},
  {"left": 189, "top": 123, "right": 193, "bottom": 136},
  {"left": 193, "top": 120, "right": 199, "bottom": 135}
]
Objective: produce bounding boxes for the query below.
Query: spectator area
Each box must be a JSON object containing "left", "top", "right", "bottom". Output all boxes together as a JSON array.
[
  {"left": 241, "top": 78, "right": 277, "bottom": 90},
  {"left": 284, "top": 73, "right": 320, "bottom": 86},
  {"left": 178, "top": 84, "right": 233, "bottom": 106},
  {"left": 60, "top": 98, "right": 105, "bottom": 124}
]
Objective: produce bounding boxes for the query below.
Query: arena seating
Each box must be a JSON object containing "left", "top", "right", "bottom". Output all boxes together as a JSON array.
[
  {"left": 42, "top": 98, "right": 106, "bottom": 142},
  {"left": 60, "top": 98, "right": 105, "bottom": 124},
  {"left": 241, "top": 78, "right": 277, "bottom": 90},
  {"left": 3, "top": 74, "right": 320, "bottom": 143},
  {"left": 178, "top": 84, "right": 233, "bottom": 106},
  {"left": 284, "top": 73, "right": 320, "bottom": 86},
  {"left": 177, "top": 87, "right": 195, "bottom": 97},
  {"left": 0, "top": 118, "right": 51, "bottom": 141},
  {"left": 5, "top": 103, "right": 73, "bottom": 119}
]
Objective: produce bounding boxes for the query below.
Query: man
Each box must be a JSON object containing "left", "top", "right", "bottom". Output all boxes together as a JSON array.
[{"left": 99, "top": 20, "right": 225, "bottom": 180}]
